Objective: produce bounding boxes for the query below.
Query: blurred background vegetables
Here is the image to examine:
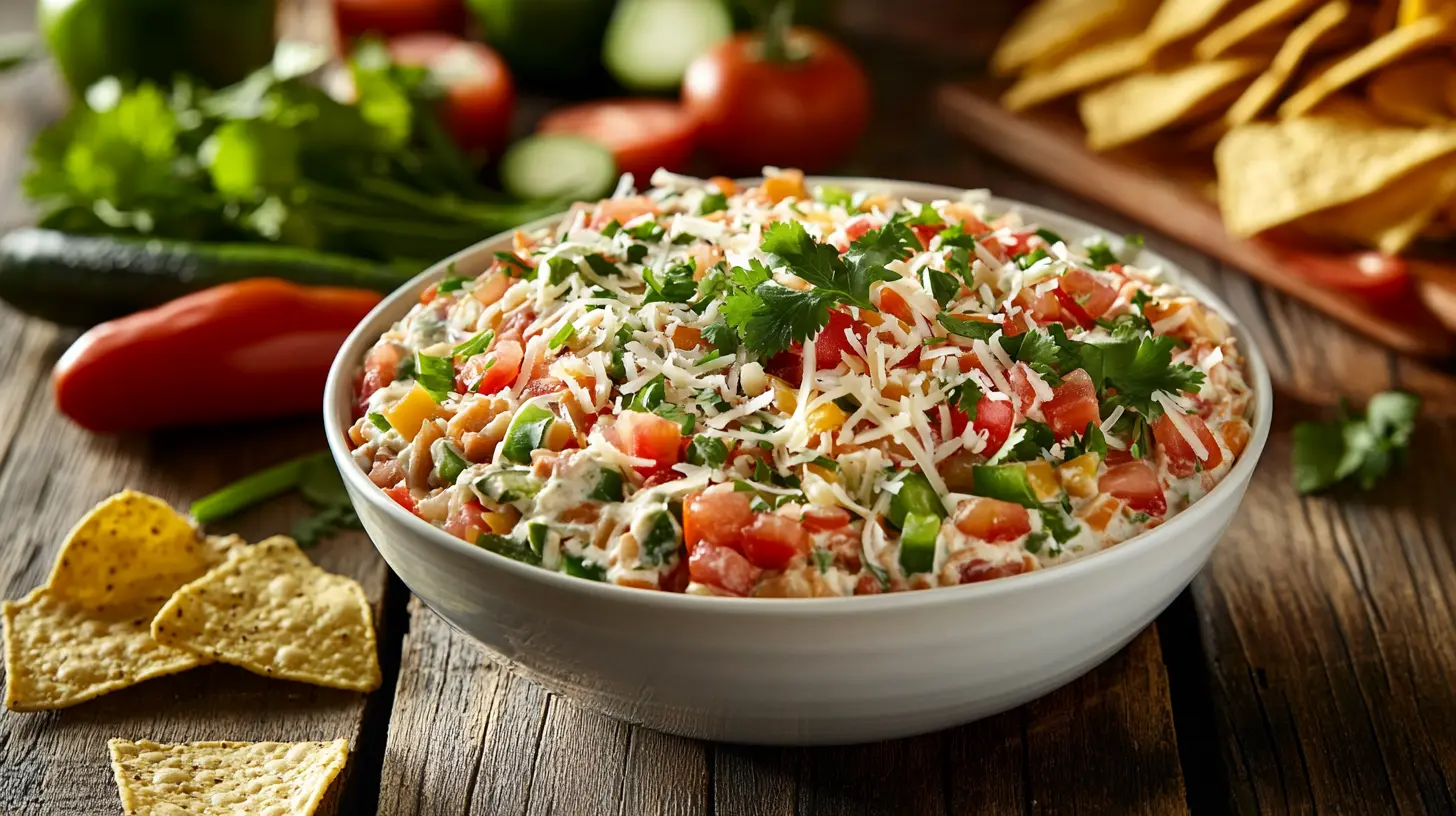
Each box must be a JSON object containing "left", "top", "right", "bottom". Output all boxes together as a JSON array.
[{"left": 5, "top": 0, "right": 871, "bottom": 432}]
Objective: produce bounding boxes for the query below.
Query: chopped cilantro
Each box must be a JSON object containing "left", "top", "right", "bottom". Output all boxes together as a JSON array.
[
  {"left": 686, "top": 436, "right": 729, "bottom": 467},
  {"left": 702, "top": 320, "right": 739, "bottom": 353},
  {"left": 436, "top": 272, "right": 469, "bottom": 294},
  {"left": 671, "top": 232, "right": 697, "bottom": 245},
  {"left": 415, "top": 351, "right": 456, "bottom": 401},
  {"left": 950, "top": 377, "right": 983, "bottom": 420},
  {"left": 813, "top": 184, "right": 854, "bottom": 208},
  {"left": 599, "top": 219, "right": 622, "bottom": 238},
  {"left": 624, "top": 220, "right": 664, "bottom": 241},
  {"left": 583, "top": 254, "right": 622, "bottom": 278},
  {"left": 656, "top": 402, "right": 696, "bottom": 434},
  {"left": 394, "top": 355, "right": 416, "bottom": 382},
  {"left": 812, "top": 547, "right": 834, "bottom": 573},
  {"left": 938, "top": 313, "right": 1000, "bottom": 340},
  {"left": 548, "top": 321, "right": 576, "bottom": 350},
  {"left": 545, "top": 256, "right": 577, "bottom": 285},
  {"left": 642, "top": 262, "right": 697, "bottom": 304},
  {"left": 626, "top": 243, "right": 650, "bottom": 263},
  {"left": 1004, "top": 420, "right": 1056, "bottom": 462},
  {"left": 1293, "top": 391, "right": 1419, "bottom": 493},
  {"left": 1084, "top": 240, "right": 1118, "bottom": 269},
  {"left": 904, "top": 202, "right": 943, "bottom": 226},
  {"left": 811, "top": 455, "right": 840, "bottom": 471},
  {"left": 1035, "top": 228, "right": 1064, "bottom": 246},
  {"left": 698, "top": 190, "right": 728, "bottom": 214},
  {"left": 629, "top": 375, "right": 667, "bottom": 412},
  {"left": 938, "top": 223, "right": 982, "bottom": 249},
  {"left": 1100, "top": 334, "right": 1205, "bottom": 420},
  {"left": 924, "top": 268, "right": 961, "bottom": 309},
  {"left": 1062, "top": 422, "right": 1107, "bottom": 459},
  {"left": 493, "top": 252, "right": 532, "bottom": 277}
]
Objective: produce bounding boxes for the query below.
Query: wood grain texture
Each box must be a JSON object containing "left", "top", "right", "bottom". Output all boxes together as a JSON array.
[{"left": 377, "top": 599, "right": 1187, "bottom": 816}]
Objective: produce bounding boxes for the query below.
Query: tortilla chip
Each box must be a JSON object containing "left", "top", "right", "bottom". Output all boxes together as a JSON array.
[
  {"left": 109, "top": 738, "right": 348, "bottom": 816},
  {"left": 1279, "top": 12, "right": 1452, "bottom": 118},
  {"left": 1080, "top": 58, "right": 1267, "bottom": 150},
  {"left": 1145, "top": 0, "right": 1248, "bottom": 48},
  {"left": 992, "top": 0, "right": 1161, "bottom": 77},
  {"left": 1368, "top": 57, "right": 1456, "bottom": 125},
  {"left": 1400, "top": 0, "right": 1456, "bottom": 26},
  {"left": 1299, "top": 156, "right": 1456, "bottom": 252},
  {"left": 1226, "top": 0, "right": 1359, "bottom": 126},
  {"left": 151, "top": 537, "right": 381, "bottom": 693},
  {"left": 1197, "top": 0, "right": 1325, "bottom": 60},
  {"left": 1003, "top": 36, "right": 1155, "bottom": 111},
  {"left": 1216, "top": 102, "right": 1456, "bottom": 236},
  {"left": 2, "top": 587, "right": 205, "bottom": 711},
  {"left": 47, "top": 491, "right": 230, "bottom": 608}
]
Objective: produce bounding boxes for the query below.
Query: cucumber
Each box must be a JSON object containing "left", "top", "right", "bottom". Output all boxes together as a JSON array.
[
  {"left": 603, "top": 0, "right": 734, "bottom": 92},
  {"left": 897, "top": 512, "right": 940, "bottom": 575},
  {"left": 501, "top": 402, "right": 556, "bottom": 465},
  {"left": 0, "top": 228, "right": 410, "bottom": 326},
  {"left": 499, "top": 136, "right": 617, "bottom": 203}
]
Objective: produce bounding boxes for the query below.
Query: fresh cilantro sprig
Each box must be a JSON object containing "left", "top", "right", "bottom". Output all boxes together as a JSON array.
[
  {"left": 1293, "top": 391, "right": 1419, "bottom": 494},
  {"left": 721, "top": 220, "right": 909, "bottom": 357}
]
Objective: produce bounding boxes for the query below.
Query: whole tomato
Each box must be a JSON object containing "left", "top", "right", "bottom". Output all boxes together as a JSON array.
[
  {"left": 334, "top": 0, "right": 467, "bottom": 43},
  {"left": 682, "top": 26, "right": 870, "bottom": 174},
  {"left": 388, "top": 34, "right": 516, "bottom": 160}
]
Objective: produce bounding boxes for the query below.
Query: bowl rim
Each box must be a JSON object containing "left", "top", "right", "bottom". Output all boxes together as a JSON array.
[{"left": 324, "top": 176, "right": 1274, "bottom": 617}]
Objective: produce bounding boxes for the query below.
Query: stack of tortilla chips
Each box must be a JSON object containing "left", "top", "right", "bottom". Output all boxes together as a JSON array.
[{"left": 995, "top": 0, "right": 1456, "bottom": 255}]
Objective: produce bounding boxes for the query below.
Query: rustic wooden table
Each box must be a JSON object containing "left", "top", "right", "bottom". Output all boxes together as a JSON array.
[{"left": 4, "top": 1, "right": 1456, "bottom": 813}]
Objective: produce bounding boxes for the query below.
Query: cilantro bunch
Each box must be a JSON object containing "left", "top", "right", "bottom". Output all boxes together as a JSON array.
[{"left": 719, "top": 220, "right": 913, "bottom": 357}]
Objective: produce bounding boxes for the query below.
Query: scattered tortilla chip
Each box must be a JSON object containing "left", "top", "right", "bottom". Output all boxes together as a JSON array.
[
  {"left": 1226, "top": 0, "right": 1359, "bottom": 126},
  {"left": 1080, "top": 58, "right": 1267, "bottom": 150},
  {"left": 1279, "top": 12, "right": 1451, "bottom": 118},
  {"left": 1197, "top": 0, "right": 1325, "bottom": 60},
  {"left": 1003, "top": 36, "right": 1154, "bottom": 111},
  {"left": 47, "top": 491, "right": 232, "bottom": 609},
  {"left": 109, "top": 738, "right": 348, "bottom": 816},
  {"left": 1368, "top": 57, "right": 1456, "bottom": 125},
  {"left": 1216, "top": 102, "right": 1456, "bottom": 236},
  {"left": 1400, "top": 0, "right": 1456, "bottom": 26},
  {"left": 992, "top": 0, "right": 1161, "bottom": 77},
  {"left": 3, "top": 587, "right": 206, "bottom": 711},
  {"left": 1145, "top": 0, "right": 1248, "bottom": 48},
  {"left": 1298, "top": 155, "right": 1456, "bottom": 253},
  {"left": 151, "top": 537, "right": 381, "bottom": 692}
]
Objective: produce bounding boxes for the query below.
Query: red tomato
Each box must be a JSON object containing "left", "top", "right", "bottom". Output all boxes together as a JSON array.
[
  {"left": 388, "top": 34, "right": 515, "bottom": 159},
  {"left": 1259, "top": 239, "right": 1411, "bottom": 302},
  {"left": 769, "top": 310, "right": 868, "bottom": 379},
  {"left": 1042, "top": 369, "right": 1100, "bottom": 440},
  {"left": 842, "top": 215, "right": 880, "bottom": 244},
  {"left": 1052, "top": 289, "right": 1095, "bottom": 328},
  {"left": 683, "top": 489, "right": 754, "bottom": 552},
  {"left": 682, "top": 28, "right": 870, "bottom": 173},
  {"left": 1099, "top": 461, "right": 1167, "bottom": 517},
  {"left": 741, "top": 514, "right": 809, "bottom": 570},
  {"left": 384, "top": 485, "right": 418, "bottom": 515},
  {"left": 458, "top": 338, "right": 523, "bottom": 395},
  {"left": 334, "top": 0, "right": 465, "bottom": 42},
  {"left": 54, "top": 279, "right": 381, "bottom": 433},
  {"left": 444, "top": 499, "right": 487, "bottom": 542},
  {"left": 1013, "top": 287, "right": 1063, "bottom": 326},
  {"left": 957, "top": 556, "right": 1030, "bottom": 584},
  {"left": 359, "top": 343, "right": 403, "bottom": 410},
  {"left": 1006, "top": 362, "right": 1039, "bottom": 414},
  {"left": 910, "top": 222, "right": 945, "bottom": 249},
  {"left": 1059, "top": 268, "right": 1119, "bottom": 319},
  {"left": 689, "top": 541, "right": 761, "bottom": 596},
  {"left": 953, "top": 497, "right": 1032, "bottom": 543},
  {"left": 1152, "top": 414, "right": 1224, "bottom": 478},
  {"left": 538, "top": 100, "right": 697, "bottom": 182},
  {"left": 972, "top": 396, "right": 1016, "bottom": 454},
  {"left": 590, "top": 196, "right": 658, "bottom": 230},
  {"left": 611, "top": 411, "right": 684, "bottom": 470},
  {"left": 800, "top": 505, "right": 851, "bottom": 531}
]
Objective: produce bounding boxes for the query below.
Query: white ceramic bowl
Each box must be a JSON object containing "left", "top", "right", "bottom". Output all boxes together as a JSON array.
[{"left": 324, "top": 179, "right": 1273, "bottom": 745}]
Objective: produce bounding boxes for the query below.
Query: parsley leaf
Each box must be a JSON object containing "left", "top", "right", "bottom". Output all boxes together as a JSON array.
[
  {"left": 686, "top": 436, "right": 728, "bottom": 467},
  {"left": 904, "top": 202, "right": 943, "bottom": 226},
  {"left": 702, "top": 320, "right": 739, "bottom": 352},
  {"left": 1004, "top": 420, "right": 1056, "bottom": 462},
  {"left": 623, "top": 220, "right": 664, "bottom": 241},
  {"left": 494, "top": 252, "right": 532, "bottom": 277},
  {"left": 452, "top": 328, "right": 494, "bottom": 358},
  {"left": 1293, "top": 391, "right": 1419, "bottom": 493},
  {"left": 1035, "top": 228, "right": 1064, "bottom": 246},
  {"left": 583, "top": 254, "right": 622, "bottom": 278},
  {"left": 436, "top": 272, "right": 468, "bottom": 294},
  {"left": 743, "top": 283, "right": 834, "bottom": 357},
  {"left": 1101, "top": 335, "right": 1205, "bottom": 419},
  {"left": 938, "top": 223, "right": 982, "bottom": 249},
  {"left": 839, "top": 222, "right": 916, "bottom": 307},
  {"left": 1062, "top": 422, "right": 1107, "bottom": 459},
  {"left": 762, "top": 219, "right": 902, "bottom": 310},
  {"left": 698, "top": 191, "right": 728, "bottom": 214},
  {"left": 924, "top": 268, "right": 961, "bottom": 309},
  {"left": 415, "top": 351, "right": 456, "bottom": 401},
  {"left": 938, "top": 313, "right": 1000, "bottom": 340},
  {"left": 950, "top": 377, "right": 983, "bottom": 421},
  {"left": 544, "top": 256, "right": 576, "bottom": 285}
]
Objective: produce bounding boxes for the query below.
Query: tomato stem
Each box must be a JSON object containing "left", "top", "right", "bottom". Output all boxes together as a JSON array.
[{"left": 759, "top": 0, "right": 796, "bottom": 63}]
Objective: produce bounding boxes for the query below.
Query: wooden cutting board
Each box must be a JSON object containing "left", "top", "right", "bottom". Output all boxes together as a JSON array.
[{"left": 935, "top": 81, "right": 1456, "bottom": 358}]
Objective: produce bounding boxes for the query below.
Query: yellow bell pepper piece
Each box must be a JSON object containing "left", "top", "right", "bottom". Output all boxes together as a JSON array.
[
  {"left": 770, "top": 376, "right": 798, "bottom": 414},
  {"left": 1058, "top": 452, "right": 1101, "bottom": 499},
  {"left": 762, "top": 170, "right": 807, "bottom": 203},
  {"left": 383, "top": 383, "right": 439, "bottom": 442},
  {"left": 483, "top": 507, "right": 520, "bottom": 535},
  {"left": 1025, "top": 460, "right": 1061, "bottom": 501},
  {"left": 807, "top": 402, "right": 848, "bottom": 436}
]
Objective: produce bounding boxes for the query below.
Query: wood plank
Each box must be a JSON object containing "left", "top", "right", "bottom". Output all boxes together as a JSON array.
[
  {"left": 933, "top": 81, "right": 1455, "bottom": 358},
  {"left": 0, "top": 310, "right": 393, "bottom": 815}
]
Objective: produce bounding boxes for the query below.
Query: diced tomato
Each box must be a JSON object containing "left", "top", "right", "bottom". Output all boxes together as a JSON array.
[
  {"left": 610, "top": 411, "right": 683, "bottom": 471},
  {"left": 522, "top": 377, "right": 566, "bottom": 398},
  {"left": 639, "top": 467, "right": 680, "bottom": 488},
  {"left": 458, "top": 338, "right": 523, "bottom": 395},
  {"left": 741, "top": 514, "right": 809, "bottom": 570},
  {"left": 877, "top": 286, "right": 915, "bottom": 324},
  {"left": 683, "top": 489, "right": 756, "bottom": 553},
  {"left": 590, "top": 196, "right": 658, "bottom": 230},
  {"left": 1103, "top": 448, "right": 1135, "bottom": 466},
  {"left": 1042, "top": 369, "right": 1100, "bottom": 440},
  {"left": 384, "top": 485, "right": 418, "bottom": 515},
  {"left": 952, "top": 497, "right": 1032, "bottom": 542},
  {"left": 473, "top": 272, "right": 514, "bottom": 307},
  {"left": 1152, "top": 414, "right": 1224, "bottom": 478},
  {"left": 842, "top": 215, "right": 880, "bottom": 244},
  {"left": 1006, "top": 362, "right": 1039, "bottom": 413},
  {"left": 957, "top": 556, "right": 1030, "bottom": 584},
  {"left": 1099, "top": 461, "right": 1167, "bottom": 517},
  {"left": 800, "top": 505, "right": 851, "bottom": 531},
  {"left": 911, "top": 222, "right": 944, "bottom": 249},
  {"left": 359, "top": 344, "right": 402, "bottom": 408},
  {"left": 689, "top": 541, "right": 761, "bottom": 596},
  {"left": 444, "top": 499, "right": 487, "bottom": 542},
  {"left": 958, "top": 395, "right": 1014, "bottom": 454},
  {"left": 1012, "top": 287, "right": 1062, "bottom": 325},
  {"left": 771, "top": 310, "right": 868, "bottom": 379},
  {"left": 1052, "top": 289, "right": 1095, "bottom": 328},
  {"left": 1058, "top": 267, "right": 1118, "bottom": 319},
  {"left": 1001, "top": 230, "right": 1038, "bottom": 258}
]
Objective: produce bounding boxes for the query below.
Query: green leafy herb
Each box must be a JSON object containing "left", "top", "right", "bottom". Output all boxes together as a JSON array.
[
  {"left": 814, "top": 184, "right": 854, "bottom": 208},
  {"left": 627, "top": 243, "right": 651, "bottom": 262},
  {"left": 1004, "top": 420, "right": 1056, "bottom": 462},
  {"left": 937, "top": 223, "right": 982, "bottom": 249},
  {"left": 657, "top": 402, "right": 696, "bottom": 435},
  {"left": 702, "top": 320, "right": 739, "bottom": 353},
  {"left": 583, "top": 254, "right": 621, "bottom": 278},
  {"left": 904, "top": 202, "right": 943, "bottom": 226},
  {"left": 812, "top": 547, "right": 834, "bottom": 573},
  {"left": 1294, "top": 391, "right": 1420, "bottom": 494},
  {"left": 493, "top": 252, "right": 532, "bottom": 277},
  {"left": 1016, "top": 248, "right": 1049, "bottom": 269},
  {"left": 1062, "top": 422, "right": 1107, "bottom": 460},
  {"left": 549, "top": 321, "right": 577, "bottom": 350},
  {"left": 367, "top": 412, "right": 392, "bottom": 433},
  {"left": 414, "top": 351, "right": 456, "bottom": 401},
  {"left": 477, "top": 533, "right": 542, "bottom": 566},
  {"left": 599, "top": 219, "right": 622, "bottom": 238},
  {"left": 950, "top": 377, "right": 983, "bottom": 421},
  {"left": 1084, "top": 240, "right": 1118, "bottom": 270},
  {"left": 698, "top": 191, "right": 728, "bottom": 214},
  {"left": 695, "top": 387, "right": 733, "bottom": 412},
  {"left": 544, "top": 256, "right": 577, "bottom": 285},
  {"left": 686, "top": 436, "right": 729, "bottom": 468},
  {"left": 629, "top": 375, "right": 667, "bottom": 412},
  {"left": 191, "top": 452, "right": 360, "bottom": 548},
  {"left": 436, "top": 272, "right": 468, "bottom": 294},
  {"left": 938, "top": 313, "right": 1000, "bottom": 341},
  {"left": 624, "top": 220, "right": 664, "bottom": 241},
  {"left": 642, "top": 262, "right": 697, "bottom": 304},
  {"left": 1035, "top": 228, "right": 1064, "bottom": 245},
  {"left": 924, "top": 268, "right": 962, "bottom": 309},
  {"left": 812, "top": 456, "right": 840, "bottom": 471},
  {"left": 1100, "top": 334, "right": 1205, "bottom": 420},
  {"left": 452, "top": 329, "right": 494, "bottom": 359}
]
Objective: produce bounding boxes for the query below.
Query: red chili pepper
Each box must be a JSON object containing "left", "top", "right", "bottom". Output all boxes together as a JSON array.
[{"left": 53, "top": 278, "right": 382, "bottom": 433}]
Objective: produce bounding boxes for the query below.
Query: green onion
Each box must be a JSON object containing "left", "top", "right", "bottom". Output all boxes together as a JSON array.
[
  {"left": 415, "top": 352, "right": 456, "bottom": 401},
  {"left": 452, "top": 329, "right": 494, "bottom": 358},
  {"left": 367, "top": 412, "right": 392, "bottom": 433},
  {"left": 436, "top": 273, "right": 469, "bottom": 294},
  {"left": 549, "top": 321, "right": 577, "bottom": 350},
  {"left": 190, "top": 452, "right": 332, "bottom": 524}
]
